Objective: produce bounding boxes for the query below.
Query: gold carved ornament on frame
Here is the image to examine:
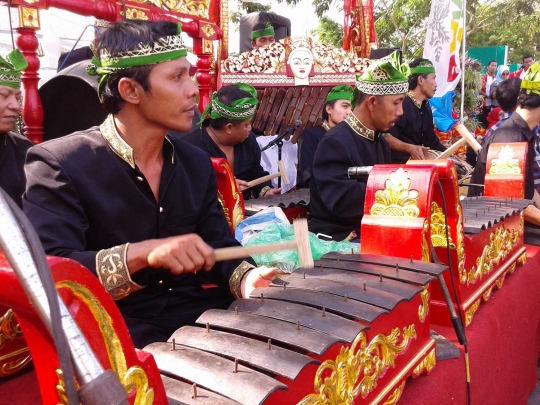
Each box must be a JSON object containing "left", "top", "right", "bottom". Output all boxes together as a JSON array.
[
  {"left": 370, "top": 168, "right": 420, "bottom": 217},
  {"left": 430, "top": 201, "right": 456, "bottom": 249},
  {"left": 488, "top": 145, "right": 521, "bottom": 175}
]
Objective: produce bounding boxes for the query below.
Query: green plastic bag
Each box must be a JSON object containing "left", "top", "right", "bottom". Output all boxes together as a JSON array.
[{"left": 244, "top": 222, "right": 360, "bottom": 272}]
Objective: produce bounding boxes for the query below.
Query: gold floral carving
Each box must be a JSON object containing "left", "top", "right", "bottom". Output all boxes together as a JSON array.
[
  {"left": 202, "top": 38, "right": 213, "bottom": 54},
  {"left": 201, "top": 24, "right": 216, "bottom": 37},
  {"left": 489, "top": 145, "right": 521, "bottom": 174},
  {"left": 298, "top": 325, "right": 417, "bottom": 404},
  {"left": 121, "top": 8, "right": 149, "bottom": 20},
  {"left": 19, "top": 6, "right": 40, "bottom": 29},
  {"left": 217, "top": 190, "right": 232, "bottom": 228},
  {"left": 456, "top": 205, "right": 466, "bottom": 283},
  {"left": 467, "top": 226, "right": 519, "bottom": 285},
  {"left": 482, "top": 286, "right": 494, "bottom": 302},
  {"left": 430, "top": 202, "right": 456, "bottom": 249},
  {"left": 23, "top": 0, "right": 38, "bottom": 3},
  {"left": 0, "top": 309, "right": 23, "bottom": 348},
  {"left": 418, "top": 287, "right": 429, "bottom": 323},
  {"left": 422, "top": 221, "right": 430, "bottom": 263},
  {"left": 412, "top": 348, "right": 436, "bottom": 377},
  {"left": 57, "top": 281, "right": 154, "bottom": 405},
  {"left": 370, "top": 169, "right": 420, "bottom": 217},
  {"left": 465, "top": 300, "right": 480, "bottom": 327},
  {"left": 517, "top": 251, "right": 527, "bottom": 265},
  {"left": 222, "top": 38, "right": 371, "bottom": 75},
  {"left": 139, "top": 0, "right": 210, "bottom": 18},
  {"left": 220, "top": 161, "right": 244, "bottom": 229},
  {"left": 0, "top": 347, "right": 31, "bottom": 376},
  {"left": 382, "top": 382, "right": 406, "bottom": 405},
  {"left": 495, "top": 272, "right": 507, "bottom": 288}
]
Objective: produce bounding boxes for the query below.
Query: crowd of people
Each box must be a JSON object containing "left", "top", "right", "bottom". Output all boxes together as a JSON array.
[{"left": 1, "top": 18, "right": 540, "bottom": 349}]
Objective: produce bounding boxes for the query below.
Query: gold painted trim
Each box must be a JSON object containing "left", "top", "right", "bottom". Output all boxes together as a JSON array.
[
  {"left": 422, "top": 220, "right": 430, "bottom": 262},
  {"left": 517, "top": 251, "right": 527, "bottom": 265},
  {"left": 345, "top": 112, "right": 375, "bottom": 141},
  {"left": 201, "top": 24, "right": 216, "bottom": 37},
  {"left": 465, "top": 300, "right": 480, "bottom": 327},
  {"left": 412, "top": 347, "right": 436, "bottom": 377},
  {"left": 467, "top": 225, "right": 520, "bottom": 285},
  {"left": 370, "top": 168, "right": 420, "bottom": 217},
  {"left": 0, "top": 346, "right": 29, "bottom": 362},
  {"left": 367, "top": 339, "right": 436, "bottom": 405},
  {"left": 0, "top": 354, "right": 31, "bottom": 376},
  {"left": 218, "top": 161, "right": 244, "bottom": 229},
  {"left": 229, "top": 261, "right": 255, "bottom": 299},
  {"left": 456, "top": 205, "right": 466, "bottom": 283},
  {"left": 101, "top": 115, "right": 135, "bottom": 169},
  {"left": 321, "top": 120, "right": 331, "bottom": 131},
  {"left": 133, "top": 0, "right": 210, "bottom": 19},
  {"left": 430, "top": 201, "right": 455, "bottom": 249},
  {"left": 482, "top": 286, "right": 493, "bottom": 302},
  {"left": 418, "top": 287, "right": 429, "bottom": 323},
  {"left": 0, "top": 309, "right": 23, "bottom": 348},
  {"left": 120, "top": 8, "right": 149, "bottom": 19},
  {"left": 488, "top": 145, "right": 521, "bottom": 174},
  {"left": 19, "top": 6, "right": 40, "bottom": 29},
  {"left": 462, "top": 247, "right": 526, "bottom": 309},
  {"left": 298, "top": 325, "right": 417, "bottom": 404},
  {"left": 57, "top": 281, "right": 154, "bottom": 404},
  {"left": 382, "top": 381, "right": 406, "bottom": 405}
]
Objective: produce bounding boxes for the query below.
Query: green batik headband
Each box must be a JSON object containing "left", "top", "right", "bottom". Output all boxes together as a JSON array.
[
  {"left": 409, "top": 60, "right": 436, "bottom": 76},
  {"left": 0, "top": 49, "right": 28, "bottom": 89},
  {"left": 198, "top": 83, "right": 259, "bottom": 124},
  {"left": 521, "top": 61, "right": 540, "bottom": 96},
  {"left": 327, "top": 84, "right": 353, "bottom": 102},
  {"left": 355, "top": 51, "right": 410, "bottom": 96},
  {"left": 251, "top": 22, "right": 275, "bottom": 40},
  {"left": 87, "top": 23, "right": 188, "bottom": 96}
]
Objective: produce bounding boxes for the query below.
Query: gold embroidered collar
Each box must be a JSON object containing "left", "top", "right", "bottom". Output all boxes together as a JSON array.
[
  {"left": 322, "top": 120, "right": 331, "bottom": 131},
  {"left": 407, "top": 91, "right": 425, "bottom": 109},
  {"left": 345, "top": 112, "right": 376, "bottom": 141},
  {"left": 100, "top": 114, "right": 175, "bottom": 169}
]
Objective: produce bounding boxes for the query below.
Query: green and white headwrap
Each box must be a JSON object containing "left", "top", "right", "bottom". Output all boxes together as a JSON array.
[
  {"left": 521, "top": 61, "right": 540, "bottom": 96},
  {"left": 0, "top": 49, "right": 28, "bottom": 89},
  {"left": 409, "top": 60, "right": 436, "bottom": 76},
  {"left": 355, "top": 51, "right": 410, "bottom": 96},
  {"left": 251, "top": 23, "right": 275, "bottom": 40},
  {"left": 198, "top": 83, "right": 259, "bottom": 124},
  {"left": 327, "top": 85, "right": 353, "bottom": 102},
  {"left": 87, "top": 22, "right": 187, "bottom": 96}
]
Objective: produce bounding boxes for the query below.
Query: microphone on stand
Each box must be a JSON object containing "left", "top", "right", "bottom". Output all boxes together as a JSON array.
[
  {"left": 347, "top": 166, "right": 374, "bottom": 180},
  {"left": 261, "top": 120, "right": 302, "bottom": 152}
]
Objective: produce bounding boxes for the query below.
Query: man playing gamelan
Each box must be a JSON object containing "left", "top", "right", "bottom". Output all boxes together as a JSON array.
[
  {"left": 0, "top": 49, "right": 33, "bottom": 208},
  {"left": 183, "top": 83, "right": 281, "bottom": 200},
  {"left": 384, "top": 58, "right": 446, "bottom": 163},
  {"left": 309, "top": 51, "right": 407, "bottom": 241},
  {"left": 297, "top": 85, "right": 353, "bottom": 189},
  {"left": 23, "top": 20, "right": 276, "bottom": 348}
]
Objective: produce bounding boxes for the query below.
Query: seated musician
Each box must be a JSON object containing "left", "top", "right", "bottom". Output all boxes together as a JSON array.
[
  {"left": 469, "top": 62, "right": 540, "bottom": 225},
  {"left": 0, "top": 50, "right": 33, "bottom": 208},
  {"left": 309, "top": 52, "right": 408, "bottom": 241},
  {"left": 183, "top": 84, "right": 281, "bottom": 200},
  {"left": 23, "top": 20, "right": 276, "bottom": 348},
  {"left": 251, "top": 22, "right": 276, "bottom": 50},
  {"left": 384, "top": 58, "right": 447, "bottom": 163},
  {"left": 297, "top": 85, "right": 353, "bottom": 188}
]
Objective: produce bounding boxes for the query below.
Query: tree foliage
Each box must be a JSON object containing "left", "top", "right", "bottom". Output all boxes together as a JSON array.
[
  {"left": 299, "top": 0, "right": 540, "bottom": 64},
  {"left": 230, "top": 1, "right": 272, "bottom": 27}
]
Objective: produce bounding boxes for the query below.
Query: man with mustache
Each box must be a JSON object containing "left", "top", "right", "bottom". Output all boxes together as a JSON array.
[
  {"left": 309, "top": 51, "right": 408, "bottom": 241},
  {"left": 23, "top": 20, "right": 276, "bottom": 348},
  {"left": 384, "top": 58, "right": 446, "bottom": 163},
  {"left": 0, "top": 49, "right": 32, "bottom": 208}
]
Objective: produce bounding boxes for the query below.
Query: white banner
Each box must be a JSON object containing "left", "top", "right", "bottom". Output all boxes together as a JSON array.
[{"left": 423, "top": 0, "right": 464, "bottom": 97}]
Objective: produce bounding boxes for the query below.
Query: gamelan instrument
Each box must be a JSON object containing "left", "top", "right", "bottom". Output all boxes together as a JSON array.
[
  {"left": 244, "top": 189, "right": 310, "bottom": 221},
  {"left": 242, "top": 161, "right": 291, "bottom": 191}
]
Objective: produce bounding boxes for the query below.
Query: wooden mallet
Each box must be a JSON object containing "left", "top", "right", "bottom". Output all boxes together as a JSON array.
[
  {"left": 241, "top": 161, "right": 290, "bottom": 191},
  {"left": 214, "top": 218, "right": 314, "bottom": 268}
]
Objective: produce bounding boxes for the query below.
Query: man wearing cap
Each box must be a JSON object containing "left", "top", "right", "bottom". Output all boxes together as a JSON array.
[
  {"left": 182, "top": 83, "right": 280, "bottom": 200},
  {"left": 0, "top": 49, "right": 32, "bottom": 208},
  {"left": 251, "top": 22, "right": 275, "bottom": 50},
  {"left": 469, "top": 62, "right": 540, "bottom": 225},
  {"left": 24, "top": 20, "right": 276, "bottom": 348},
  {"left": 309, "top": 51, "right": 408, "bottom": 241},
  {"left": 297, "top": 85, "right": 353, "bottom": 188},
  {"left": 57, "top": 19, "right": 113, "bottom": 72},
  {"left": 384, "top": 58, "right": 446, "bottom": 163}
]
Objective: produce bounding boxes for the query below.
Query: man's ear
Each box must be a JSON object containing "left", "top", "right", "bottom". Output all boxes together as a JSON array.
[
  {"left": 251, "top": 40, "right": 257, "bottom": 49},
  {"left": 366, "top": 95, "right": 378, "bottom": 112},
  {"left": 117, "top": 77, "right": 142, "bottom": 105},
  {"left": 225, "top": 122, "right": 235, "bottom": 133}
]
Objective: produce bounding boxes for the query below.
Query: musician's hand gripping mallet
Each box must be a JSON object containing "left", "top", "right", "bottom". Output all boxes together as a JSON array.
[{"left": 241, "top": 161, "right": 290, "bottom": 191}]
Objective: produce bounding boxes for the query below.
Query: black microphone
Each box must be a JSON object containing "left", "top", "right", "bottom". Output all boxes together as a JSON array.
[
  {"left": 347, "top": 166, "right": 373, "bottom": 179},
  {"left": 261, "top": 120, "right": 302, "bottom": 152}
]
